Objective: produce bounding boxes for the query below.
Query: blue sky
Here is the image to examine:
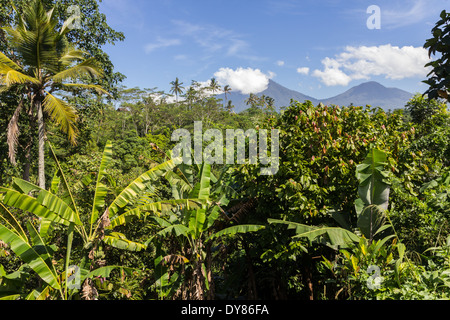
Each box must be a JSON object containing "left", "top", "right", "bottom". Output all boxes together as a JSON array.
[{"left": 98, "top": 0, "right": 449, "bottom": 99}]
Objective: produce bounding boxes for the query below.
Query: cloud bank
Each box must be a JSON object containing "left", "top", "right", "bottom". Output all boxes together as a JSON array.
[
  {"left": 214, "top": 67, "right": 274, "bottom": 94},
  {"left": 312, "top": 44, "right": 431, "bottom": 86}
]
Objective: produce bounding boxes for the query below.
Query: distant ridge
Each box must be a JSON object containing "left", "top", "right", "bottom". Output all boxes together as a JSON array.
[
  {"left": 319, "top": 81, "right": 413, "bottom": 110},
  {"left": 217, "top": 80, "right": 413, "bottom": 113}
]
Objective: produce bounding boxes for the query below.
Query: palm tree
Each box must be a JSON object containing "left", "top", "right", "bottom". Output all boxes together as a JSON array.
[
  {"left": 208, "top": 77, "right": 221, "bottom": 95},
  {"left": 225, "top": 100, "right": 234, "bottom": 113},
  {"left": 185, "top": 86, "right": 197, "bottom": 110},
  {"left": 170, "top": 77, "right": 184, "bottom": 103},
  {"left": 245, "top": 93, "right": 259, "bottom": 107},
  {"left": 223, "top": 84, "right": 232, "bottom": 105},
  {"left": 0, "top": 0, "right": 107, "bottom": 189}
]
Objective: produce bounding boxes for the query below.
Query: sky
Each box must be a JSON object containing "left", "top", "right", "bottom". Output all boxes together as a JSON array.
[{"left": 97, "top": 0, "right": 450, "bottom": 99}]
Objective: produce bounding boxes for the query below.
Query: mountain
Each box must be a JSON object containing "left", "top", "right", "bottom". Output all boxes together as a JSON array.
[
  {"left": 217, "top": 80, "right": 413, "bottom": 113},
  {"left": 319, "top": 81, "right": 413, "bottom": 110}
]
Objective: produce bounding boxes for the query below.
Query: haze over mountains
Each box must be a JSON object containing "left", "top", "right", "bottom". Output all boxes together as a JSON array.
[{"left": 218, "top": 80, "right": 414, "bottom": 113}]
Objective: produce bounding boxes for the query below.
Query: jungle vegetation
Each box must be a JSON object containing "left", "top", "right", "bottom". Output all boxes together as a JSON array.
[{"left": 0, "top": 0, "right": 449, "bottom": 300}]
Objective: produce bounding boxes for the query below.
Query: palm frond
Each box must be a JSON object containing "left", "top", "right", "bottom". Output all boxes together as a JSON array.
[
  {"left": 57, "top": 48, "right": 87, "bottom": 67},
  {"left": 51, "top": 58, "right": 103, "bottom": 83},
  {"left": 7, "top": 100, "right": 24, "bottom": 165},
  {"left": 0, "top": 52, "right": 22, "bottom": 71},
  {"left": 2, "top": 68, "right": 40, "bottom": 86},
  {"left": 61, "top": 83, "right": 111, "bottom": 96},
  {"left": 42, "top": 92, "right": 78, "bottom": 144}
]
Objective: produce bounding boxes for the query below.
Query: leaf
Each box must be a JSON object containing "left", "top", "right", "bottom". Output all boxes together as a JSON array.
[
  {"left": 0, "top": 187, "right": 70, "bottom": 226},
  {"left": 268, "top": 219, "right": 359, "bottom": 248},
  {"left": 7, "top": 102, "right": 23, "bottom": 165},
  {"left": 395, "top": 242, "right": 406, "bottom": 285},
  {"left": 0, "top": 294, "right": 21, "bottom": 300},
  {"left": 83, "top": 266, "right": 134, "bottom": 282},
  {"left": 157, "top": 224, "right": 190, "bottom": 238},
  {"left": 0, "top": 51, "right": 22, "bottom": 71},
  {"left": 51, "top": 58, "right": 103, "bottom": 82},
  {"left": 371, "top": 234, "right": 396, "bottom": 258},
  {"left": 206, "top": 224, "right": 265, "bottom": 242},
  {"left": 43, "top": 92, "right": 78, "bottom": 143},
  {"left": 61, "top": 83, "right": 111, "bottom": 96},
  {"left": 108, "top": 158, "right": 180, "bottom": 218},
  {"left": 2, "top": 68, "right": 40, "bottom": 86},
  {"left": 330, "top": 208, "right": 352, "bottom": 230},
  {"left": 189, "top": 163, "right": 211, "bottom": 200},
  {"left": 47, "top": 142, "right": 80, "bottom": 214},
  {"left": 103, "top": 232, "right": 147, "bottom": 252},
  {"left": 11, "top": 179, "right": 82, "bottom": 226},
  {"left": 356, "top": 149, "right": 390, "bottom": 211},
  {"left": 0, "top": 201, "right": 27, "bottom": 241},
  {"left": 356, "top": 205, "right": 386, "bottom": 242},
  {"left": 355, "top": 149, "right": 391, "bottom": 240},
  {"left": 90, "top": 141, "right": 113, "bottom": 233},
  {"left": 26, "top": 221, "right": 53, "bottom": 268},
  {"left": 109, "top": 199, "right": 203, "bottom": 228},
  {"left": 189, "top": 209, "right": 206, "bottom": 239},
  {"left": 165, "top": 170, "right": 193, "bottom": 199},
  {"left": 0, "top": 225, "right": 60, "bottom": 290}
]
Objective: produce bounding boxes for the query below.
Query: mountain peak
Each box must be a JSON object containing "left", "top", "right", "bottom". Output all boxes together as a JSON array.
[{"left": 218, "top": 80, "right": 413, "bottom": 112}]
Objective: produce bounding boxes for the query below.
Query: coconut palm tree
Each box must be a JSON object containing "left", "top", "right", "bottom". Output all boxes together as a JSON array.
[
  {"left": 208, "top": 77, "right": 221, "bottom": 95},
  {"left": 223, "top": 84, "right": 232, "bottom": 105},
  {"left": 245, "top": 93, "right": 259, "bottom": 107},
  {"left": 185, "top": 85, "right": 197, "bottom": 110},
  {"left": 170, "top": 77, "right": 184, "bottom": 103},
  {"left": 0, "top": 0, "right": 107, "bottom": 189}
]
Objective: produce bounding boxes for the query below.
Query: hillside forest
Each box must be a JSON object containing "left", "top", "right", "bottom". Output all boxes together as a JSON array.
[{"left": 0, "top": 0, "right": 449, "bottom": 300}]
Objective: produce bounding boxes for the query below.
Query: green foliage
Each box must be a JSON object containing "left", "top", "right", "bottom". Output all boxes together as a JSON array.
[
  {"left": 147, "top": 162, "right": 264, "bottom": 300},
  {"left": 1, "top": 0, "right": 450, "bottom": 301},
  {"left": 423, "top": 10, "right": 450, "bottom": 101},
  {"left": 0, "top": 141, "right": 185, "bottom": 299}
]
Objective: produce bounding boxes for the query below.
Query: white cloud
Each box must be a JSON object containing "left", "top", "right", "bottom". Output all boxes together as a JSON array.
[
  {"left": 312, "top": 44, "right": 431, "bottom": 86},
  {"left": 276, "top": 60, "right": 285, "bottom": 66},
  {"left": 144, "top": 37, "right": 181, "bottom": 53},
  {"left": 214, "top": 67, "right": 274, "bottom": 95},
  {"left": 296, "top": 67, "right": 310, "bottom": 75}
]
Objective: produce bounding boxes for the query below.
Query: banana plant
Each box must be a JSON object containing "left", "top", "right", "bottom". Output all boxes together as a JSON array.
[
  {"left": 149, "top": 162, "right": 265, "bottom": 300},
  {"left": 0, "top": 141, "right": 200, "bottom": 299},
  {"left": 269, "top": 148, "right": 394, "bottom": 248}
]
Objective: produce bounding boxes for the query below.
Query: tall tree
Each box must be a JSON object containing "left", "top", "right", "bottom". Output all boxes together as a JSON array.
[
  {"left": 185, "top": 85, "right": 197, "bottom": 110},
  {"left": 0, "top": 0, "right": 125, "bottom": 181},
  {"left": 424, "top": 10, "right": 450, "bottom": 102},
  {"left": 0, "top": 0, "right": 107, "bottom": 189},
  {"left": 223, "top": 84, "right": 231, "bottom": 104},
  {"left": 245, "top": 93, "right": 259, "bottom": 107},
  {"left": 170, "top": 77, "right": 184, "bottom": 103},
  {"left": 208, "top": 77, "right": 221, "bottom": 95}
]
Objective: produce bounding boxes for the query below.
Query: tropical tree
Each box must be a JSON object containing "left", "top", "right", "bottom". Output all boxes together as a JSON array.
[
  {"left": 184, "top": 85, "right": 197, "bottom": 110},
  {"left": 268, "top": 149, "right": 407, "bottom": 299},
  {"left": 245, "top": 93, "right": 259, "bottom": 108},
  {"left": 405, "top": 93, "right": 447, "bottom": 125},
  {"left": 423, "top": 10, "right": 450, "bottom": 101},
  {"left": 0, "top": 141, "right": 200, "bottom": 299},
  {"left": 151, "top": 162, "right": 265, "bottom": 299},
  {"left": 223, "top": 84, "right": 232, "bottom": 102},
  {"left": 208, "top": 77, "right": 221, "bottom": 96},
  {"left": 0, "top": 0, "right": 107, "bottom": 189},
  {"left": 170, "top": 77, "right": 184, "bottom": 103},
  {"left": 225, "top": 100, "right": 234, "bottom": 113}
]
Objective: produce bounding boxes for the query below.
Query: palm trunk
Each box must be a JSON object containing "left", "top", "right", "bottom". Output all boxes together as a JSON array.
[{"left": 37, "top": 98, "right": 45, "bottom": 190}]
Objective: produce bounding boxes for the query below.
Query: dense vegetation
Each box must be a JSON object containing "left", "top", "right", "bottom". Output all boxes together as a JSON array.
[{"left": 0, "top": 1, "right": 449, "bottom": 300}]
